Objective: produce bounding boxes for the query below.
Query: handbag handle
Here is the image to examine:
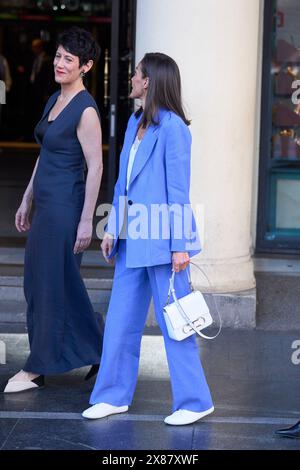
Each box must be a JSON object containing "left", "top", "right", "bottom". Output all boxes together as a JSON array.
[{"left": 166, "top": 262, "right": 222, "bottom": 340}]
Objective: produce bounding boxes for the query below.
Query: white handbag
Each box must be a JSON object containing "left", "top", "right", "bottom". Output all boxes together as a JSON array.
[{"left": 163, "top": 263, "right": 222, "bottom": 341}]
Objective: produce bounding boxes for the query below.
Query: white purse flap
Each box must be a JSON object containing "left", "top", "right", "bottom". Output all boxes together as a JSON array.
[{"left": 164, "top": 290, "right": 212, "bottom": 330}]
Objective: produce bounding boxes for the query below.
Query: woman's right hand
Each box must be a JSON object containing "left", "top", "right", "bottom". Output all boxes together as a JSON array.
[
  {"left": 15, "top": 197, "right": 32, "bottom": 232},
  {"left": 101, "top": 232, "right": 114, "bottom": 264}
]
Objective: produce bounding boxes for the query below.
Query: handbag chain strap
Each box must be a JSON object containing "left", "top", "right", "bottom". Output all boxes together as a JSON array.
[{"left": 166, "top": 261, "right": 222, "bottom": 340}]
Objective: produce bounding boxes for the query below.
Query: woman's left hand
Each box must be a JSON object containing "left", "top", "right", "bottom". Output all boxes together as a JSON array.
[
  {"left": 74, "top": 219, "right": 93, "bottom": 254},
  {"left": 172, "top": 251, "right": 190, "bottom": 272}
]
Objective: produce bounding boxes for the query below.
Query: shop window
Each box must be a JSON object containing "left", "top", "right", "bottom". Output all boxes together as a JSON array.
[{"left": 257, "top": 0, "right": 300, "bottom": 252}]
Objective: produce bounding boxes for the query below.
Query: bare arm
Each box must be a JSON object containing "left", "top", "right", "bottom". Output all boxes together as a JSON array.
[
  {"left": 24, "top": 157, "right": 39, "bottom": 203},
  {"left": 15, "top": 157, "right": 39, "bottom": 232},
  {"left": 75, "top": 107, "right": 103, "bottom": 254}
]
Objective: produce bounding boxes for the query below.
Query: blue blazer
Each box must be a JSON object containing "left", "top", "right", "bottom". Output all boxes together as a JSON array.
[{"left": 106, "top": 109, "right": 201, "bottom": 267}]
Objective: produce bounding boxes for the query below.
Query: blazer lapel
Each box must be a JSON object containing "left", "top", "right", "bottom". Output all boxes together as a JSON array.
[{"left": 128, "top": 125, "right": 158, "bottom": 189}]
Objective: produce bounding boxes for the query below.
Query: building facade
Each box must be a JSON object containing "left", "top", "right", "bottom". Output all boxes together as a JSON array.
[{"left": 1, "top": 0, "right": 299, "bottom": 327}]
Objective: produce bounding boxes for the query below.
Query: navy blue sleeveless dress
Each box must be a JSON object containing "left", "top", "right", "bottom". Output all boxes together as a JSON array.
[{"left": 23, "top": 89, "right": 103, "bottom": 374}]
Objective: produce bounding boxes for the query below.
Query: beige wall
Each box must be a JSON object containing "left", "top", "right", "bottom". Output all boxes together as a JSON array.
[{"left": 136, "top": 0, "right": 262, "bottom": 292}]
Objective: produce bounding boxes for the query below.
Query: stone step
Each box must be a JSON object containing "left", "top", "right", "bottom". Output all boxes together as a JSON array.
[
  {"left": 2, "top": 255, "right": 300, "bottom": 331},
  {"left": 0, "top": 276, "right": 113, "bottom": 304},
  {"left": 0, "top": 247, "right": 114, "bottom": 306},
  {"left": 0, "top": 300, "right": 27, "bottom": 324},
  {"left": 0, "top": 298, "right": 160, "bottom": 329},
  {"left": 0, "top": 300, "right": 111, "bottom": 325},
  {"left": 0, "top": 247, "right": 114, "bottom": 279},
  {"left": 0, "top": 247, "right": 108, "bottom": 266},
  {"left": 0, "top": 277, "right": 253, "bottom": 329}
]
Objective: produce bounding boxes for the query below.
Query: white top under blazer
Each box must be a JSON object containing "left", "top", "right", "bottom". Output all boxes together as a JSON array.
[{"left": 126, "top": 135, "right": 141, "bottom": 191}]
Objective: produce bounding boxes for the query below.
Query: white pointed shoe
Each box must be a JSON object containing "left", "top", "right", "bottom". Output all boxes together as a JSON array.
[
  {"left": 164, "top": 406, "right": 214, "bottom": 426},
  {"left": 82, "top": 403, "right": 129, "bottom": 420}
]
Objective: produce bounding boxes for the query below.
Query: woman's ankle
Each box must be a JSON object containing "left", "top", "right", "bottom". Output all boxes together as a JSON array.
[{"left": 9, "top": 370, "right": 40, "bottom": 382}]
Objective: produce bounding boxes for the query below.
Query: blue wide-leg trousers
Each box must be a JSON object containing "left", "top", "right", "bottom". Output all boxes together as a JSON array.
[{"left": 90, "top": 240, "right": 213, "bottom": 412}]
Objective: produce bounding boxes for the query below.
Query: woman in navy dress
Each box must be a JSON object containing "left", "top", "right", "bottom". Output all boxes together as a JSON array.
[{"left": 4, "top": 27, "right": 103, "bottom": 393}]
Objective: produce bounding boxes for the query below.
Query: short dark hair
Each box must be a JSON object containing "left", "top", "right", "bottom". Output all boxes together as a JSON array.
[
  {"left": 137, "top": 52, "right": 190, "bottom": 128},
  {"left": 57, "top": 27, "right": 100, "bottom": 67}
]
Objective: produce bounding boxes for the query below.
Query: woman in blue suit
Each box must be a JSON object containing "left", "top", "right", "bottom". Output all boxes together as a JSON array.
[{"left": 82, "top": 53, "right": 214, "bottom": 425}]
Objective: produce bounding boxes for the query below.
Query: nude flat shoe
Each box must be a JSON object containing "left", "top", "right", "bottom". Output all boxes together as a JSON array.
[
  {"left": 82, "top": 403, "right": 128, "bottom": 419},
  {"left": 2, "top": 375, "right": 44, "bottom": 393}
]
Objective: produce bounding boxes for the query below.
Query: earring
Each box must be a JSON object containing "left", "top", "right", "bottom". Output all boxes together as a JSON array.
[{"left": 80, "top": 71, "right": 86, "bottom": 78}]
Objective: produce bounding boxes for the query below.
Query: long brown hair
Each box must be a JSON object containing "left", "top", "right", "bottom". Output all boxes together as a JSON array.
[{"left": 135, "top": 52, "right": 190, "bottom": 128}]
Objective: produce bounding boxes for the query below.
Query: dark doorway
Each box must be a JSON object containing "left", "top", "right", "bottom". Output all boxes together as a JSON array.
[{"left": 0, "top": 0, "right": 136, "bottom": 246}]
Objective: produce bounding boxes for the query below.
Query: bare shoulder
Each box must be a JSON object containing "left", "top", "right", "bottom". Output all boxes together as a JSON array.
[
  {"left": 79, "top": 106, "right": 100, "bottom": 124},
  {"left": 77, "top": 107, "right": 101, "bottom": 137}
]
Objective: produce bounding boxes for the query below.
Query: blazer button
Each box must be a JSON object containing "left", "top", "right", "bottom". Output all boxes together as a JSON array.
[{"left": 128, "top": 199, "right": 133, "bottom": 205}]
